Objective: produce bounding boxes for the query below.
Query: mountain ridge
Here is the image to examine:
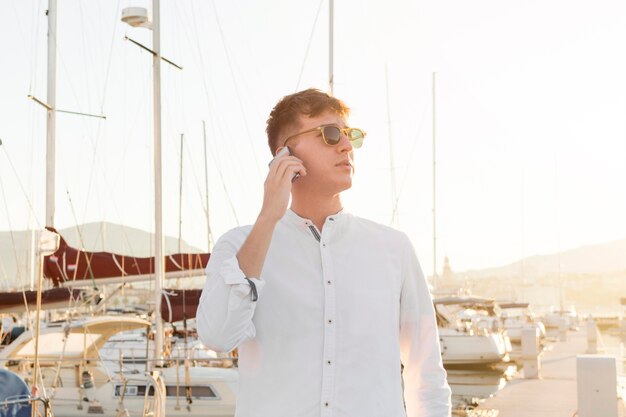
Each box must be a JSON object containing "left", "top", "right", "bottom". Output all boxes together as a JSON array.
[{"left": 454, "top": 237, "right": 626, "bottom": 279}]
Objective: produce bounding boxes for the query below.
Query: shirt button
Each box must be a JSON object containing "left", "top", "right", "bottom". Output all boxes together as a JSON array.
[
  {"left": 325, "top": 402, "right": 329, "bottom": 407},
  {"left": 322, "top": 243, "right": 326, "bottom": 247},
  {"left": 327, "top": 360, "right": 332, "bottom": 365},
  {"left": 327, "top": 280, "right": 331, "bottom": 285},
  {"left": 327, "top": 319, "right": 333, "bottom": 324}
]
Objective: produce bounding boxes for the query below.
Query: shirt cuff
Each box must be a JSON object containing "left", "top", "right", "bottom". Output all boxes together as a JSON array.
[{"left": 220, "top": 256, "right": 265, "bottom": 305}]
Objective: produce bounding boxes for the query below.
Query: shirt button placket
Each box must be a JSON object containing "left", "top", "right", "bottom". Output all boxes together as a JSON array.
[{"left": 320, "top": 222, "right": 336, "bottom": 417}]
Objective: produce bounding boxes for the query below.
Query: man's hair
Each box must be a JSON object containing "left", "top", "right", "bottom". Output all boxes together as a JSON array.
[{"left": 266, "top": 88, "right": 350, "bottom": 155}]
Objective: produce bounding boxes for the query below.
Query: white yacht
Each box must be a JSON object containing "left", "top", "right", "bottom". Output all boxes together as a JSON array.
[
  {"left": 542, "top": 305, "right": 579, "bottom": 329},
  {"left": 0, "top": 316, "right": 237, "bottom": 417},
  {"left": 434, "top": 297, "right": 510, "bottom": 365},
  {"left": 498, "top": 302, "right": 546, "bottom": 343},
  {"left": 447, "top": 368, "right": 507, "bottom": 402}
]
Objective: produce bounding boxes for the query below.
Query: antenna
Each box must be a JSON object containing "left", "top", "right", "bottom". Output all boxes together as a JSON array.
[
  {"left": 432, "top": 72, "right": 438, "bottom": 288},
  {"left": 386, "top": 64, "right": 398, "bottom": 228},
  {"left": 328, "top": 0, "right": 334, "bottom": 94}
]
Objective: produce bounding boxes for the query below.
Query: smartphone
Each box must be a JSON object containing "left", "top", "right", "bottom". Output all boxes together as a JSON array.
[{"left": 268, "top": 147, "right": 299, "bottom": 181}]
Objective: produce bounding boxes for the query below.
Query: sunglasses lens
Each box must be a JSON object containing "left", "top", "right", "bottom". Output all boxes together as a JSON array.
[
  {"left": 348, "top": 129, "right": 364, "bottom": 149},
  {"left": 321, "top": 126, "right": 365, "bottom": 148},
  {"left": 322, "top": 126, "right": 342, "bottom": 145}
]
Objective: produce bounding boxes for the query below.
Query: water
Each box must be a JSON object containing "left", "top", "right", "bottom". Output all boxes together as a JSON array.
[
  {"left": 447, "top": 363, "right": 517, "bottom": 410},
  {"left": 447, "top": 316, "right": 626, "bottom": 412}
]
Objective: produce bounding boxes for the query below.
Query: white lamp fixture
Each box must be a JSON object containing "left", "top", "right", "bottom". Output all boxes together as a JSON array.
[{"left": 121, "top": 7, "right": 152, "bottom": 29}]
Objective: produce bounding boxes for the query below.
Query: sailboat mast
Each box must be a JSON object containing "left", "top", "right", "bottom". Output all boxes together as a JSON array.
[
  {"left": 202, "top": 121, "right": 213, "bottom": 252},
  {"left": 432, "top": 72, "right": 437, "bottom": 288},
  {"left": 385, "top": 65, "right": 398, "bottom": 228},
  {"left": 178, "top": 133, "right": 184, "bottom": 254},
  {"left": 45, "top": 0, "right": 57, "bottom": 228},
  {"left": 152, "top": 0, "right": 165, "bottom": 366},
  {"left": 328, "top": 0, "right": 334, "bottom": 94}
]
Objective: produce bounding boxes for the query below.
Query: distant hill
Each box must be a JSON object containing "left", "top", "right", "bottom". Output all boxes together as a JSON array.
[
  {"left": 0, "top": 222, "right": 203, "bottom": 289},
  {"left": 458, "top": 238, "right": 626, "bottom": 279}
]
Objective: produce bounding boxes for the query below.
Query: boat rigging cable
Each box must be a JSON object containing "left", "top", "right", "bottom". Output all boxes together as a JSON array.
[
  {"left": 0, "top": 143, "right": 42, "bottom": 230},
  {"left": 172, "top": 2, "right": 242, "bottom": 225},
  {"left": 390, "top": 100, "right": 430, "bottom": 225},
  {"left": 66, "top": 189, "right": 100, "bottom": 290},
  {"left": 207, "top": 0, "right": 262, "bottom": 177},
  {"left": 27, "top": 0, "right": 43, "bottom": 96},
  {"left": 76, "top": 2, "right": 152, "bottom": 268},
  {"left": 0, "top": 168, "right": 24, "bottom": 284},
  {"left": 181, "top": 128, "right": 215, "bottom": 239},
  {"left": 185, "top": 0, "right": 262, "bottom": 180},
  {"left": 295, "top": 0, "right": 324, "bottom": 92}
]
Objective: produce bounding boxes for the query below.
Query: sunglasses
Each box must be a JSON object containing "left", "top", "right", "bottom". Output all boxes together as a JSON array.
[{"left": 283, "top": 125, "right": 366, "bottom": 149}]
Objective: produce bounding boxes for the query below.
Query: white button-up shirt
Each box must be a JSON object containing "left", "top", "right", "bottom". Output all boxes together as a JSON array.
[{"left": 197, "top": 209, "right": 451, "bottom": 417}]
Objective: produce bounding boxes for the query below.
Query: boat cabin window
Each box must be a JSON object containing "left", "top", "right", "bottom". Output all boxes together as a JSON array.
[{"left": 114, "top": 384, "right": 218, "bottom": 399}]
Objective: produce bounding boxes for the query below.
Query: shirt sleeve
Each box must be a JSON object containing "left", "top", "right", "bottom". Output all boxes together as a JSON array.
[
  {"left": 196, "top": 226, "right": 266, "bottom": 353},
  {"left": 399, "top": 234, "right": 452, "bottom": 417}
]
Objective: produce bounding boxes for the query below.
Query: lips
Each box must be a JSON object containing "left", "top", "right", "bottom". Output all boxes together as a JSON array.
[{"left": 336, "top": 160, "right": 353, "bottom": 168}]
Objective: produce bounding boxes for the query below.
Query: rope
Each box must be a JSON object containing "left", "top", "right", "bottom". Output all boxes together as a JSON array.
[
  {"left": 99, "top": 0, "right": 122, "bottom": 115},
  {"left": 143, "top": 372, "right": 166, "bottom": 417},
  {"left": 27, "top": 0, "right": 44, "bottom": 95},
  {"left": 174, "top": 3, "right": 242, "bottom": 226},
  {"left": 174, "top": 356, "right": 181, "bottom": 410},
  {"left": 66, "top": 189, "right": 99, "bottom": 290},
  {"left": 0, "top": 172, "right": 23, "bottom": 284},
  {"left": 0, "top": 143, "right": 42, "bottom": 229},
  {"left": 207, "top": 0, "right": 262, "bottom": 177},
  {"left": 295, "top": 0, "right": 324, "bottom": 92},
  {"left": 182, "top": 136, "right": 211, "bottom": 234},
  {"left": 390, "top": 101, "right": 430, "bottom": 225},
  {"left": 162, "top": 290, "right": 174, "bottom": 323}
]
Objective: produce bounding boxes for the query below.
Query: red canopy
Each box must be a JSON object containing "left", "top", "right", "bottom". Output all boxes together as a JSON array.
[
  {"left": 43, "top": 227, "right": 210, "bottom": 286},
  {"left": 161, "top": 288, "right": 202, "bottom": 323},
  {"left": 0, "top": 288, "right": 83, "bottom": 313}
]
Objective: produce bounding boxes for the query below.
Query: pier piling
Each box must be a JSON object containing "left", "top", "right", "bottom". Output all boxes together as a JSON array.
[
  {"left": 576, "top": 355, "right": 618, "bottom": 417},
  {"left": 521, "top": 327, "right": 540, "bottom": 379}
]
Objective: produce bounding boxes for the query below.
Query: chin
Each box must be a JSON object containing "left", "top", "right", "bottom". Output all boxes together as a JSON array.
[{"left": 335, "top": 178, "right": 353, "bottom": 193}]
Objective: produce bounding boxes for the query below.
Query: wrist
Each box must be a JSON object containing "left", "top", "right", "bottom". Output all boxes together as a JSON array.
[{"left": 255, "top": 212, "right": 281, "bottom": 229}]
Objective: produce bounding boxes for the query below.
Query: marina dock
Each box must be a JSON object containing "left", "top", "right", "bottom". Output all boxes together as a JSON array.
[{"left": 472, "top": 325, "right": 626, "bottom": 417}]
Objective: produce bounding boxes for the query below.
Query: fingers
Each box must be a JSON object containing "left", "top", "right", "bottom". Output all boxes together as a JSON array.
[
  {"left": 259, "top": 155, "right": 305, "bottom": 221},
  {"left": 268, "top": 156, "right": 306, "bottom": 183}
]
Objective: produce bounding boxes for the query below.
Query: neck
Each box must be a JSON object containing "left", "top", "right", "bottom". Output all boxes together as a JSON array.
[{"left": 290, "top": 192, "right": 343, "bottom": 231}]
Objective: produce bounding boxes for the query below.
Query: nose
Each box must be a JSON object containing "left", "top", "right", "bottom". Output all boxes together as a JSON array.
[{"left": 337, "top": 130, "right": 353, "bottom": 152}]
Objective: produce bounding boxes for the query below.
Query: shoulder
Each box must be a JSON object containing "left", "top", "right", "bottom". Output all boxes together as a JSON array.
[
  {"left": 348, "top": 215, "right": 414, "bottom": 252},
  {"left": 347, "top": 214, "right": 412, "bottom": 248}
]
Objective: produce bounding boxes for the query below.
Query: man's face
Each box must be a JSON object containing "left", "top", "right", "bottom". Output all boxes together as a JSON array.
[{"left": 282, "top": 110, "right": 355, "bottom": 195}]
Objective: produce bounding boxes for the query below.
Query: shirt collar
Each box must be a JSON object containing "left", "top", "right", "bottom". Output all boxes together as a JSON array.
[{"left": 283, "top": 208, "right": 349, "bottom": 230}]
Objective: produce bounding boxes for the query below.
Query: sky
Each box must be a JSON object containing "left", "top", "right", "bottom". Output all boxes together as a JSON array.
[{"left": 0, "top": 0, "right": 625, "bottom": 278}]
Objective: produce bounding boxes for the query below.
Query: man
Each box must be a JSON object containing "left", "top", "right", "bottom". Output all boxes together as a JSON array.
[{"left": 197, "top": 88, "right": 451, "bottom": 417}]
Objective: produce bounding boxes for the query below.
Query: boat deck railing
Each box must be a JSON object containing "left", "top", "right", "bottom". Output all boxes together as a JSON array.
[{"left": 1, "top": 395, "right": 53, "bottom": 417}]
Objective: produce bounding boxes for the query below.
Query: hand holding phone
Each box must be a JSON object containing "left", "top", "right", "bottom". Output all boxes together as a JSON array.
[{"left": 268, "top": 147, "right": 300, "bottom": 181}]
